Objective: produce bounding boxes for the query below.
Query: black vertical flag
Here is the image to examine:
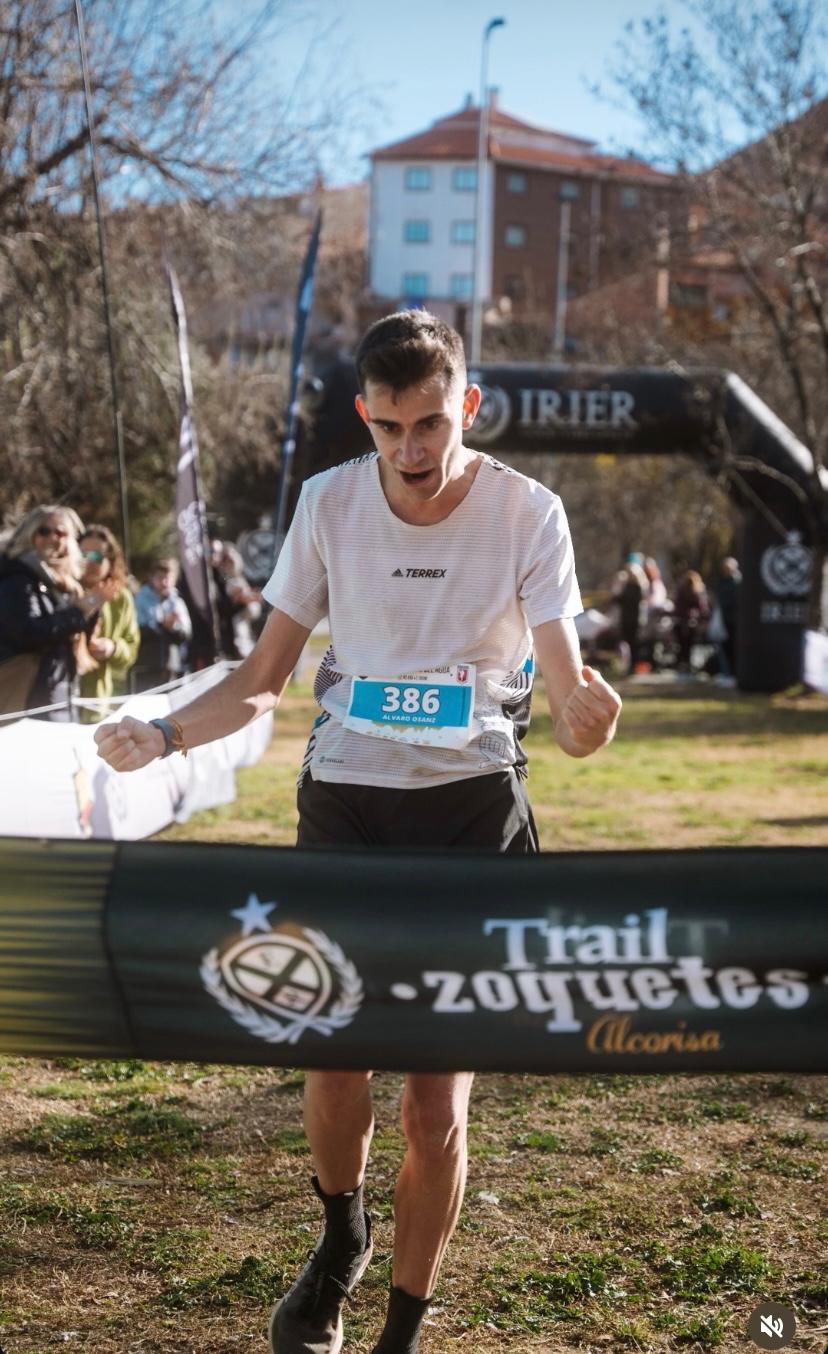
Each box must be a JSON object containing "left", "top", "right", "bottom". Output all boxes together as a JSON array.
[
  {"left": 271, "top": 210, "right": 323, "bottom": 550},
  {"left": 167, "top": 262, "right": 221, "bottom": 662}
]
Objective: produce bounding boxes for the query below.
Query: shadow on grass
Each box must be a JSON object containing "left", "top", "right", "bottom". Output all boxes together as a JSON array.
[{"left": 761, "top": 815, "right": 828, "bottom": 827}]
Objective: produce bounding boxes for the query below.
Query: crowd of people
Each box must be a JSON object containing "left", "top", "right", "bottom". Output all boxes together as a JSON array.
[
  {"left": 0, "top": 504, "right": 262, "bottom": 722},
  {"left": 588, "top": 551, "right": 743, "bottom": 682}
]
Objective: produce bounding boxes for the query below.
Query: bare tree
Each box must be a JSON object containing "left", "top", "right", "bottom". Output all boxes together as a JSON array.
[
  {"left": 606, "top": 0, "right": 828, "bottom": 617},
  {"left": 0, "top": 0, "right": 365, "bottom": 560},
  {"left": 0, "top": 0, "right": 357, "bottom": 217}
]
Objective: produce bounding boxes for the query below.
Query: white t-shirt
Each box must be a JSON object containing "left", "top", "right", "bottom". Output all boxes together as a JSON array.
[{"left": 263, "top": 451, "right": 582, "bottom": 789}]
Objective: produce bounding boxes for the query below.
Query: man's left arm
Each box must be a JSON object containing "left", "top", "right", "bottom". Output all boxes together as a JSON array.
[{"left": 532, "top": 617, "right": 621, "bottom": 759}]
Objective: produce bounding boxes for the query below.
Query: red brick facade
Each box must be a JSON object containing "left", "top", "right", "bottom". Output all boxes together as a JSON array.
[{"left": 491, "top": 164, "right": 684, "bottom": 315}]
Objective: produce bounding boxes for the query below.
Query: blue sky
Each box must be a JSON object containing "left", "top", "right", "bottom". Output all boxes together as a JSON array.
[
  {"left": 213, "top": 0, "right": 828, "bottom": 188},
  {"left": 222, "top": 0, "right": 703, "bottom": 185}
]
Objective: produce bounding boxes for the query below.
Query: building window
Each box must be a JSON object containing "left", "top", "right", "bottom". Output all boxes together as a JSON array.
[
  {"left": 506, "top": 172, "right": 527, "bottom": 193},
  {"left": 450, "top": 220, "right": 475, "bottom": 244},
  {"left": 620, "top": 186, "right": 640, "bottom": 209},
  {"left": 404, "top": 219, "right": 430, "bottom": 243},
  {"left": 450, "top": 273, "right": 473, "bottom": 299},
  {"left": 670, "top": 282, "right": 707, "bottom": 309},
  {"left": 405, "top": 167, "right": 432, "bottom": 191},
  {"left": 452, "top": 167, "right": 477, "bottom": 191},
  {"left": 559, "top": 180, "right": 580, "bottom": 200},
  {"left": 402, "top": 272, "right": 429, "bottom": 298},
  {"left": 504, "top": 275, "right": 525, "bottom": 301},
  {"left": 504, "top": 224, "right": 527, "bottom": 248}
]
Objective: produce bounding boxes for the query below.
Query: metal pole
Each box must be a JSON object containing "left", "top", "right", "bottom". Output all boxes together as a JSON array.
[
  {"left": 552, "top": 198, "right": 571, "bottom": 357},
  {"left": 470, "top": 17, "right": 505, "bottom": 364},
  {"left": 74, "top": 0, "right": 131, "bottom": 569}
]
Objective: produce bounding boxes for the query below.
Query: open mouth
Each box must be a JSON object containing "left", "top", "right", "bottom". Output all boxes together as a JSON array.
[{"left": 400, "top": 468, "right": 434, "bottom": 486}]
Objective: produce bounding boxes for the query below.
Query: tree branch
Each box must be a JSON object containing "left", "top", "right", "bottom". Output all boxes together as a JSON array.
[{"left": 0, "top": 114, "right": 107, "bottom": 212}]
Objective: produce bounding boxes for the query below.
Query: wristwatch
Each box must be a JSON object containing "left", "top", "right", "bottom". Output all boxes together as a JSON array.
[{"left": 148, "top": 716, "right": 188, "bottom": 759}]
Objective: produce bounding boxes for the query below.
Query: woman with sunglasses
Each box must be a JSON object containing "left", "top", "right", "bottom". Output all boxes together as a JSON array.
[
  {"left": 0, "top": 505, "right": 105, "bottom": 720},
  {"left": 77, "top": 524, "right": 139, "bottom": 722}
]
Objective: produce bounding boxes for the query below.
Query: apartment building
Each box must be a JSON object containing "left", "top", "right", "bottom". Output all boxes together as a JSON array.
[{"left": 368, "top": 95, "right": 683, "bottom": 332}]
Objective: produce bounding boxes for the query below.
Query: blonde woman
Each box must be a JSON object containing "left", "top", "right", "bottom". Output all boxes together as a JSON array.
[
  {"left": 78, "top": 523, "right": 140, "bottom": 721},
  {"left": 673, "top": 569, "right": 710, "bottom": 672},
  {"left": 0, "top": 505, "right": 103, "bottom": 720}
]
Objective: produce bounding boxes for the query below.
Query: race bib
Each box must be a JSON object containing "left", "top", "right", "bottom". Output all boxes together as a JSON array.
[{"left": 344, "top": 664, "right": 476, "bottom": 749}]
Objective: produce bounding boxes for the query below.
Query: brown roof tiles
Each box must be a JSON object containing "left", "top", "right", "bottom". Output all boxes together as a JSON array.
[{"left": 370, "top": 101, "right": 675, "bottom": 185}]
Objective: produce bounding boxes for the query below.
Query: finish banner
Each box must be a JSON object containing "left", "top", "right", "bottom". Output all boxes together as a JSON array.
[{"left": 0, "top": 838, "right": 825, "bottom": 1073}]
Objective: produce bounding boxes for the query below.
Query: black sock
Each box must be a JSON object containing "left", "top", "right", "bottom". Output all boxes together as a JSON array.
[
  {"left": 313, "top": 1174, "right": 367, "bottom": 1260},
  {"left": 371, "top": 1285, "right": 431, "bottom": 1353}
]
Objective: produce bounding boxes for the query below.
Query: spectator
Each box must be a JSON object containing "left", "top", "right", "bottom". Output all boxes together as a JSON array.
[
  {"left": 0, "top": 505, "right": 103, "bottom": 720},
  {"left": 714, "top": 556, "right": 742, "bottom": 683},
  {"left": 177, "top": 538, "right": 261, "bottom": 667},
  {"left": 77, "top": 524, "right": 140, "bottom": 721},
  {"left": 673, "top": 570, "right": 710, "bottom": 673},
  {"left": 613, "top": 559, "right": 648, "bottom": 675},
  {"left": 641, "top": 557, "right": 671, "bottom": 672},
  {"left": 216, "top": 542, "right": 261, "bottom": 658},
  {"left": 133, "top": 558, "right": 192, "bottom": 690},
  {"left": 643, "top": 557, "right": 668, "bottom": 609},
  {"left": 208, "top": 538, "right": 231, "bottom": 659}
]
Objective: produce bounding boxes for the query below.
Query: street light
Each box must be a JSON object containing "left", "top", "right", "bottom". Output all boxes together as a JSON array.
[
  {"left": 552, "top": 191, "right": 572, "bottom": 357},
  {"left": 470, "top": 16, "right": 505, "bottom": 364}
]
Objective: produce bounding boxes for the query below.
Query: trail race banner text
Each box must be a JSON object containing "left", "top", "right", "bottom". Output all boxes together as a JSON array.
[{"left": 0, "top": 839, "right": 825, "bottom": 1073}]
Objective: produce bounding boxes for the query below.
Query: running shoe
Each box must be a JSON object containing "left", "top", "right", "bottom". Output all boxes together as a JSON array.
[{"left": 268, "top": 1217, "right": 373, "bottom": 1354}]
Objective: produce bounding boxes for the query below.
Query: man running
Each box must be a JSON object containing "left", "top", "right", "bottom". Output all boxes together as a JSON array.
[{"left": 95, "top": 310, "right": 621, "bottom": 1354}]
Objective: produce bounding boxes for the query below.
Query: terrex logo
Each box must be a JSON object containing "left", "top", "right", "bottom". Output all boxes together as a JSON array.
[{"left": 392, "top": 568, "right": 448, "bottom": 578}]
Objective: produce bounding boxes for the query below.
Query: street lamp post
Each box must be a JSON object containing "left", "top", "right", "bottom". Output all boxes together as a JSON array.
[
  {"left": 470, "top": 16, "right": 505, "bottom": 364},
  {"left": 552, "top": 195, "right": 572, "bottom": 357}
]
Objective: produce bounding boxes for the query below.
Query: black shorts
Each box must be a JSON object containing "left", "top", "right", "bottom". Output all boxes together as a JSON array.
[{"left": 297, "top": 769, "right": 538, "bottom": 853}]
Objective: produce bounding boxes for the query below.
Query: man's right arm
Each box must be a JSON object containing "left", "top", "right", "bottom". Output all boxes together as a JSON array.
[{"left": 94, "top": 608, "right": 312, "bottom": 772}]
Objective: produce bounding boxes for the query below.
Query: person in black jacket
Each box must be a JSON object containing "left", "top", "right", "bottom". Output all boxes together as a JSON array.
[
  {"left": 0, "top": 505, "right": 104, "bottom": 720},
  {"left": 715, "top": 555, "right": 742, "bottom": 680}
]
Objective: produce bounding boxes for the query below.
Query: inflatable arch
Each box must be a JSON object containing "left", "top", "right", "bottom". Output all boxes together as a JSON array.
[{"left": 290, "top": 363, "right": 827, "bottom": 693}]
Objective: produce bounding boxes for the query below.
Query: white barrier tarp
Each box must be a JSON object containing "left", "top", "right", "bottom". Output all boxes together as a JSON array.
[
  {"left": 803, "top": 628, "right": 828, "bottom": 695},
  {"left": 0, "top": 666, "right": 272, "bottom": 840}
]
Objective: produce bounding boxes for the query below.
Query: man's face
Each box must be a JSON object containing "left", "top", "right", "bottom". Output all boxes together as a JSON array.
[
  {"left": 355, "top": 374, "right": 480, "bottom": 506},
  {"left": 151, "top": 567, "right": 175, "bottom": 598}
]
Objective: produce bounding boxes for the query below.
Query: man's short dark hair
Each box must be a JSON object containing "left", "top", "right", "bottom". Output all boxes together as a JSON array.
[
  {"left": 355, "top": 310, "right": 467, "bottom": 396},
  {"left": 149, "top": 557, "right": 178, "bottom": 580}
]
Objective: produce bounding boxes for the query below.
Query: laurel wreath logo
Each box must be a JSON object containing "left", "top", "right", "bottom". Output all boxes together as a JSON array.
[
  {"left": 472, "top": 384, "right": 512, "bottom": 444},
  {"left": 200, "top": 926, "right": 364, "bottom": 1046},
  {"left": 760, "top": 535, "right": 812, "bottom": 597}
]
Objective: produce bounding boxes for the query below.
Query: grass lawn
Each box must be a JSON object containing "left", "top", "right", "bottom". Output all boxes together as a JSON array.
[
  {"left": 157, "top": 672, "right": 828, "bottom": 851},
  {"left": 1, "top": 677, "right": 826, "bottom": 1353}
]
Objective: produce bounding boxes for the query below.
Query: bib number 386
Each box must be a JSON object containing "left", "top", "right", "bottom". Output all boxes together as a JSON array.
[
  {"left": 382, "top": 686, "right": 440, "bottom": 716},
  {"left": 344, "top": 663, "right": 476, "bottom": 749}
]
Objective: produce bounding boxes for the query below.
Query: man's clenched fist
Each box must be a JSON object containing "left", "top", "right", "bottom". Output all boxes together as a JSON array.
[
  {"left": 558, "top": 665, "right": 622, "bottom": 752},
  {"left": 94, "top": 716, "right": 165, "bottom": 773}
]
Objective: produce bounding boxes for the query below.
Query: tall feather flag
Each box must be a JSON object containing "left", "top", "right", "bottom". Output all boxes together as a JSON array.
[
  {"left": 166, "top": 261, "right": 221, "bottom": 662},
  {"left": 271, "top": 209, "right": 323, "bottom": 550}
]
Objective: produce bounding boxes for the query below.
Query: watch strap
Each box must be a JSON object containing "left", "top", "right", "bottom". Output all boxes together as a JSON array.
[{"left": 149, "top": 716, "right": 188, "bottom": 759}]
